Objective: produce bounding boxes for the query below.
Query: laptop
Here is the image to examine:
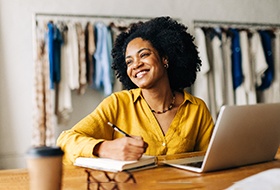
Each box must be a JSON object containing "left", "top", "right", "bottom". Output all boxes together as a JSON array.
[{"left": 165, "top": 103, "right": 280, "bottom": 173}]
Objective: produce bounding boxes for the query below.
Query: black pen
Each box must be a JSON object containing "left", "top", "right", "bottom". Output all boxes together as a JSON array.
[{"left": 107, "top": 122, "right": 132, "bottom": 137}]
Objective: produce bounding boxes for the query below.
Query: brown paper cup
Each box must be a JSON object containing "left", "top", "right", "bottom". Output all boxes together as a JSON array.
[{"left": 26, "top": 146, "right": 64, "bottom": 190}]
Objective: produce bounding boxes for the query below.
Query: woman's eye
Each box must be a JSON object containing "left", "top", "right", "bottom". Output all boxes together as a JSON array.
[
  {"left": 126, "top": 60, "right": 132, "bottom": 65},
  {"left": 140, "top": 52, "right": 149, "bottom": 58}
]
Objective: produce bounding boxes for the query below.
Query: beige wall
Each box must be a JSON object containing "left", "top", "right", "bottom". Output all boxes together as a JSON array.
[{"left": 0, "top": 0, "right": 279, "bottom": 169}]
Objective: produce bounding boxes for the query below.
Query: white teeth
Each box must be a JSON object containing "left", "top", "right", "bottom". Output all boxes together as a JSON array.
[{"left": 136, "top": 71, "right": 147, "bottom": 78}]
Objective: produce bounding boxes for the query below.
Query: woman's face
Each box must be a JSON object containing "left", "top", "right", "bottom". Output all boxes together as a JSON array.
[{"left": 125, "top": 37, "right": 167, "bottom": 89}]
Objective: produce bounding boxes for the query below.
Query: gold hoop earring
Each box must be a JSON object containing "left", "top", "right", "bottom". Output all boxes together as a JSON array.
[{"left": 164, "top": 63, "right": 169, "bottom": 69}]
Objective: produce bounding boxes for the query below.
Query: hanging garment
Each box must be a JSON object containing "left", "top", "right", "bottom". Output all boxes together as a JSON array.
[
  {"left": 93, "top": 22, "right": 113, "bottom": 96},
  {"left": 106, "top": 26, "right": 114, "bottom": 92},
  {"left": 249, "top": 30, "right": 268, "bottom": 90},
  {"left": 193, "top": 27, "right": 211, "bottom": 110},
  {"left": 67, "top": 22, "right": 80, "bottom": 90},
  {"left": 211, "top": 28, "right": 225, "bottom": 113},
  {"left": 47, "top": 22, "right": 63, "bottom": 89},
  {"left": 110, "top": 23, "right": 125, "bottom": 92},
  {"left": 230, "top": 28, "right": 247, "bottom": 105},
  {"left": 240, "top": 31, "right": 257, "bottom": 104},
  {"left": 85, "top": 22, "right": 96, "bottom": 86},
  {"left": 76, "top": 22, "right": 87, "bottom": 95},
  {"left": 57, "top": 22, "right": 73, "bottom": 124},
  {"left": 239, "top": 30, "right": 257, "bottom": 105},
  {"left": 33, "top": 24, "right": 56, "bottom": 146},
  {"left": 257, "top": 30, "right": 275, "bottom": 103},
  {"left": 229, "top": 28, "right": 243, "bottom": 90},
  {"left": 203, "top": 28, "right": 217, "bottom": 120},
  {"left": 260, "top": 30, "right": 280, "bottom": 103},
  {"left": 270, "top": 30, "right": 280, "bottom": 102},
  {"left": 221, "top": 30, "right": 234, "bottom": 105},
  {"left": 258, "top": 30, "right": 274, "bottom": 90}
]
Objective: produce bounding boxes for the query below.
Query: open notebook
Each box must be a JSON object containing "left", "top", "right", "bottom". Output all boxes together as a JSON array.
[
  {"left": 74, "top": 155, "right": 157, "bottom": 172},
  {"left": 165, "top": 103, "right": 280, "bottom": 173}
]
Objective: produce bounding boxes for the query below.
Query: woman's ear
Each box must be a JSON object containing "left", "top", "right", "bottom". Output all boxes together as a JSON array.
[
  {"left": 162, "top": 56, "right": 169, "bottom": 69},
  {"left": 162, "top": 56, "right": 168, "bottom": 64}
]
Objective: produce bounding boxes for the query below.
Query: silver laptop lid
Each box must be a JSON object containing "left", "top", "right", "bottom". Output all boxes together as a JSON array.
[{"left": 202, "top": 103, "right": 280, "bottom": 172}]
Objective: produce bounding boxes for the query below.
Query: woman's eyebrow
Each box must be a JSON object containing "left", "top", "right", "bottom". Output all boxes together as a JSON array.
[{"left": 125, "top": 48, "right": 151, "bottom": 59}]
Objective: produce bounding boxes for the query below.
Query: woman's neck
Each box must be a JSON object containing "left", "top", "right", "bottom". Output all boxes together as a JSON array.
[{"left": 142, "top": 88, "right": 175, "bottom": 114}]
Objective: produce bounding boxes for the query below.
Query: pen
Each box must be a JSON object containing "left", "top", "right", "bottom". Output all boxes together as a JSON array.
[{"left": 107, "top": 122, "right": 132, "bottom": 137}]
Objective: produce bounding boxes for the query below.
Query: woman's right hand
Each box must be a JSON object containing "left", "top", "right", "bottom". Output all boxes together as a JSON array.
[{"left": 93, "top": 136, "right": 148, "bottom": 161}]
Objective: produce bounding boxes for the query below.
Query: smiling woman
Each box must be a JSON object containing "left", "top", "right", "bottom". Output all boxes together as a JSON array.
[{"left": 57, "top": 16, "right": 214, "bottom": 165}]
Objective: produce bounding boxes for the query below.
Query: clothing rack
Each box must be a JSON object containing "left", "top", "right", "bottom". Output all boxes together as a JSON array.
[
  {"left": 32, "top": 13, "right": 153, "bottom": 146},
  {"left": 193, "top": 20, "right": 280, "bottom": 29},
  {"left": 32, "top": 12, "right": 152, "bottom": 60}
]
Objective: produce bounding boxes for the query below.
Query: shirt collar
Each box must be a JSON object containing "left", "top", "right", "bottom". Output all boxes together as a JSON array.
[
  {"left": 131, "top": 88, "right": 142, "bottom": 103},
  {"left": 182, "top": 90, "right": 197, "bottom": 105}
]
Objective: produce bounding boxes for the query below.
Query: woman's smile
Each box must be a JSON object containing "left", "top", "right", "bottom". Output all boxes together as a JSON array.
[{"left": 135, "top": 70, "right": 149, "bottom": 78}]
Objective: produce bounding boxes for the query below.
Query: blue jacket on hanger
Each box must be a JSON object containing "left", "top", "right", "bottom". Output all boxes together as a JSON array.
[
  {"left": 47, "top": 22, "right": 63, "bottom": 89},
  {"left": 229, "top": 28, "right": 243, "bottom": 90},
  {"left": 258, "top": 30, "right": 274, "bottom": 90},
  {"left": 93, "top": 22, "right": 113, "bottom": 96}
]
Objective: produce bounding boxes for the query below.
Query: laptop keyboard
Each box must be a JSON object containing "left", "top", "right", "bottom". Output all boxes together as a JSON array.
[{"left": 181, "top": 161, "right": 203, "bottom": 168}]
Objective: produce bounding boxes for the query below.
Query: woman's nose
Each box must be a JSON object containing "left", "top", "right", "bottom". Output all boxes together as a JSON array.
[{"left": 132, "top": 59, "right": 143, "bottom": 69}]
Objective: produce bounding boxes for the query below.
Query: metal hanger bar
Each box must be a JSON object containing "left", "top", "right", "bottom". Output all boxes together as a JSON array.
[
  {"left": 193, "top": 20, "right": 280, "bottom": 28},
  {"left": 35, "top": 12, "right": 153, "bottom": 21}
]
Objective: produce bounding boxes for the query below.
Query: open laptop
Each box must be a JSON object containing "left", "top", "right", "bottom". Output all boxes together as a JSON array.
[{"left": 165, "top": 103, "right": 280, "bottom": 173}]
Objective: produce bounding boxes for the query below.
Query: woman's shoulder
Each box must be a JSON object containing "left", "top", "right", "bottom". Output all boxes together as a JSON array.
[
  {"left": 106, "top": 88, "right": 141, "bottom": 102},
  {"left": 182, "top": 91, "right": 212, "bottom": 118},
  {"left": 182, "top": 90, "right": 208, "bottom": 106}
]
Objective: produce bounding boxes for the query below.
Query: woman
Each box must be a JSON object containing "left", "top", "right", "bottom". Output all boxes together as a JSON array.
[{"left": 57, "top": 16, "right": 214, "bottom": 165}]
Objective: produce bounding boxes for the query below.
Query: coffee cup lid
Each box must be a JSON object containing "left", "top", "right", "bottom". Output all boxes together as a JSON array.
[{"left": 26, "top": 146, "right": 64, "bottom": 157}]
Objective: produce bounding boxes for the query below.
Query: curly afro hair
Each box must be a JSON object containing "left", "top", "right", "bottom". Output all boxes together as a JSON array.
[{"left": 111, "top": 16, "right": 201, "bottom": 90}]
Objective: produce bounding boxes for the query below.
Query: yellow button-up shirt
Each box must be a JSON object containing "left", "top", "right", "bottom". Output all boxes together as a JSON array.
[{"left": 57, "top": 88, "right": 214, "bottom": 165}]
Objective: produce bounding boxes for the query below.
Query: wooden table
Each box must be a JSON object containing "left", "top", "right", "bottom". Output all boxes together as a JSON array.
[{"left": 0, "top": 148, "right": 279, "bottom": 190}]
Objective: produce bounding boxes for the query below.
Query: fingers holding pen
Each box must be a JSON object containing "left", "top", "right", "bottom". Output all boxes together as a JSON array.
[
  {"left": 97, "top": 136, "right": 148, "bottom": 161},
  {"left": 130, "top": 135, "right": 149, "bottom": 152},
  {"left": 104, "top": 122, "right": 148, "bottom": 160},
  {"left": 118, "top": 136, "right": 148, "bottom": 160}
]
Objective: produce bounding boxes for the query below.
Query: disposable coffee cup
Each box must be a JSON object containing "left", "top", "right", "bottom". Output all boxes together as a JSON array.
[{"left": 26, "top": 146, "right": 64, "bottom": 190}]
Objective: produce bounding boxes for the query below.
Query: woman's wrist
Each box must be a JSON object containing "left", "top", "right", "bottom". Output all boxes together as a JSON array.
[{"left": 92, "top": 141, "right": 104, "bottom": 157}]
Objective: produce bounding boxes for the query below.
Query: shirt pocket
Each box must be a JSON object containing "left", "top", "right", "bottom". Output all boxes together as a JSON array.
[{"left": 168, "top": 135, "right": 196, "bottom": 154}]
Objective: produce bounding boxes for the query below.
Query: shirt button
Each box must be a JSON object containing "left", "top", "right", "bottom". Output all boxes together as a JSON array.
[{"left": 162, "top": 142, "right": 166, "bottom": 146}]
